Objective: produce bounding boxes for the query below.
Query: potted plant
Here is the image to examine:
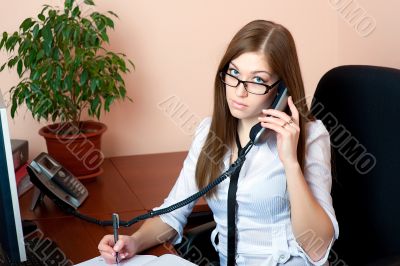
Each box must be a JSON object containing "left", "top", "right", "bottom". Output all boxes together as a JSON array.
[{"left": 0, "top": 0, "right": 134, "bottom": 181}]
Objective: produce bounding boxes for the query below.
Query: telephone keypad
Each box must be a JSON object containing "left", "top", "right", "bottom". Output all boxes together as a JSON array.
[{"left": 52, "top": 171, "right": 86, "bottom": 199}]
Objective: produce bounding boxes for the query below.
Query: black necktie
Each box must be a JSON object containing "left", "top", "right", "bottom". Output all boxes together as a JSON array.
[{"left": 227, "top": 132, "right": 244, "bottom": 266}]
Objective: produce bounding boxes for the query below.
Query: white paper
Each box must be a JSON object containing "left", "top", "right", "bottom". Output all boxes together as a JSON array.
[
  {"left": 142, "top": 254, "right": 196, "bottom": 265},
  {"left": 75, "top": 254, "right": 196, "bottom": 266},
  {"left": 75, "top": 255, "right": 156, "bottom": 266}
]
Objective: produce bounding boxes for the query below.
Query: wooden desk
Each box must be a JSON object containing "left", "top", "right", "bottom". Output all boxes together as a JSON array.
[
  {"left": 19, "top": 151, "right": 210, "bottom": 264},
  {"left": 109, "top": 152, "right": 209, "bottom": 213}
]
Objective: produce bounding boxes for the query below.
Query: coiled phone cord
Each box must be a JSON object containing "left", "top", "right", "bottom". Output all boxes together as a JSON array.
[{"left": 64, "top": 140, "right": 254, "bottom": 227}]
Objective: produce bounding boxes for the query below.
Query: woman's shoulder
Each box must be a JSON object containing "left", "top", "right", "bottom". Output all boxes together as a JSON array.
[
  {"left": 195, "top": 117, "right": 212, "bottom": 133},
  {"left": 193, "top": 116, "right": 212, "bottom": 140},
  {"left": 198, "top": 116, "right": 212, "bottom": 129},
  {"left": 304, "top": 119, "right": 330, "bottom": 144}
]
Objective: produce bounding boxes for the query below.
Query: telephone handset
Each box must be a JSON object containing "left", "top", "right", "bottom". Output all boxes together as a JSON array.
[
  {"left": 26, "top": 152, "right": 89, "bottom": 210},
  {"left": 250, "top": 81, "right": 289, "bottom": 145}
]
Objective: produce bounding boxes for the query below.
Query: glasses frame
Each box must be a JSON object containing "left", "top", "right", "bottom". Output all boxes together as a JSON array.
[{"left": 219, "top": 72, "right": 281, "bottom": 95}]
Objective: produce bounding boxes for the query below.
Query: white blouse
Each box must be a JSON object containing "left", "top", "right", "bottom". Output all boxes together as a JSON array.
[{"left": 154, "top": 117, "right": 339, "bottom": 266}]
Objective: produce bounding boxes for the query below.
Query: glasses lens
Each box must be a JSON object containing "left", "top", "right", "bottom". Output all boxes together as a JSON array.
[
  {"left": 246, "top": 83, "right": 267, "bottom": 94},
  {"left": 222, "top": 73, "right": 239, "bottom": 87}
]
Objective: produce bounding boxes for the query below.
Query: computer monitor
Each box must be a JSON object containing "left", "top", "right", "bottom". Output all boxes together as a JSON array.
[{"left": 0, "top": 93, "right": 27, "bottom": 263}]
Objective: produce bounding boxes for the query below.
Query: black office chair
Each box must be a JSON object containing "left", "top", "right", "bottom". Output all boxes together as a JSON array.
[
  {"left": 311, "top": 65, "right": 400, "bottom": 266},
  {"left": 174, "top": 220, "right": 219, "bottom": 266}
]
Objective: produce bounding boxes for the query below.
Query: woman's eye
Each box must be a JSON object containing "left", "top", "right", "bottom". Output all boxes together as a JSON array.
[
  {"left": 229, "top": 69, "right": 239, "bottom": 76},
  {"left": 253, "top": 76, "right": 265, "bottom": 84}
]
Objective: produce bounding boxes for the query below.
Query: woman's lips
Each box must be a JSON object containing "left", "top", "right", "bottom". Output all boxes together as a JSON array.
[{"left": 231, "top": 99, "right": 248, "bottom": 109}]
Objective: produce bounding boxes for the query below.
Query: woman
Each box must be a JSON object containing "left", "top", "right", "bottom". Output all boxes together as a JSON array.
[{"left": 98, "top": 20, "right": 339, "bottom": 266}]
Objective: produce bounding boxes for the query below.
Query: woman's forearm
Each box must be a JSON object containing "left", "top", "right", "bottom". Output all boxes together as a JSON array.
[
  {"left": 284, "top": 162, "right": 334, "bottom": 262},
  {"left": 131, "top": 216, "right": 177, "bottom": 254}
]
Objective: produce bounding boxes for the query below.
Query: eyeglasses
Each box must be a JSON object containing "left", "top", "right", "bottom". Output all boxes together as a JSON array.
[{"left": 219, "top": 72, "right": 280, "bottom": 95}]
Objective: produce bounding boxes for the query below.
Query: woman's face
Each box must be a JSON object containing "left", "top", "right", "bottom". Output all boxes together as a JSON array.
[{"left": 225, "top": 51, "right": 279, "bottom": 123}]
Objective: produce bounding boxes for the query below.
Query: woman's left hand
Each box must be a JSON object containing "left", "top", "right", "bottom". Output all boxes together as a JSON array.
[{"left": 258, "top": 96, "right": 300, "bottom": 167}]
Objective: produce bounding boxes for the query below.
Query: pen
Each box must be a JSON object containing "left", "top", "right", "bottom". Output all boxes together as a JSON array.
[{"left": 112, "top": 213, "right": 120, "bottom": 265}]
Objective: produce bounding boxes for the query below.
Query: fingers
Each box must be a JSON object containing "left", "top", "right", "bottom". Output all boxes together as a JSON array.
[
  {"left": 259, "top": 115, "right": 282, "bottom": 127},
  {"left": 260, "top": 112, "right": 299, "bottom": 132},
  {"left": 262, "top": 109, "right": 296, "bottom": 125},
  {"left": 99, "top": 250, "right": 117, "bottom": 265},
  {"left": 98, "top": 235, "right": 116, "bottom": 255},
  {"left": 288, "top": 96, "right": 299, "bottom": 122},
  {"left": 98, "top": 235, "right": 133, "bottom": 264},
  {"left": 261, "top": 96, "right": 300, "bottom": 130},
  {"left": 117, "top": 235, "right": 137, "bottom": 259},
  {"left": 260, "top": 120, "right": 289, "bottom": 136},
  {"left": 98, "top": 235, "right": 118, "bottom": 264}
]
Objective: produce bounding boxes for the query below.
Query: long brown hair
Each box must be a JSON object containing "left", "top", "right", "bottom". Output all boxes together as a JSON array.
[{"left": 195, "top": 20, "right": 314, "bottom": 197}]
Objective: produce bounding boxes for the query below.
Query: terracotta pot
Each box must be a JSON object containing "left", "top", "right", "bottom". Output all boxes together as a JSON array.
[{"left": 39, "top": 121, "right": 107, "bottom": 182}]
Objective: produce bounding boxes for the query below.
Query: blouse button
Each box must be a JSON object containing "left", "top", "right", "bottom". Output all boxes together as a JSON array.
[{"left": 278, "top": 253, "right": 290, "bottom": 263}]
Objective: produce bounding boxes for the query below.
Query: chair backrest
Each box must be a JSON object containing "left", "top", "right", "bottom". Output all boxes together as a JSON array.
[{"left": 311, "top": 65, "right": 400, "bottom": 265}]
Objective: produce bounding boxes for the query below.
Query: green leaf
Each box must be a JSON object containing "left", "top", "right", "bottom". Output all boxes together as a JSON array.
[
  {"left": 81, "top": 18, "right": 91, "bottom": 27},
  {"left": 42, "top": 26, "right": 52, "bottom": 57},
  {"left": 90, "top": 78, "right": 97, "bottom": 93},
  {"left": 7, "top": 56, "right": 19, "bottom": 68},
  {"left": 64, "top": 74, "right": 73, "bottom": 90},
  {"left": 32, "top": 70, "right": 41, "bottom": 81},
  {"left": 53, "top": 48, "right": 59, "bottom": 60},
  {"left": 119, "top": 86, "right": 126, "bottom": 98},
  {"left": 91, "top": 96, "right": 100, "bottom": 113},
  {"left": 32, "top": 24, "right": 40, "bottom": 38},
  {"left": 5, "top": 36, "right": 18, "bottom": 51},
  {"left": 43, "top": 41, "right": 52, "bottom": 57},
  {"left": 63, "top": 26, "right": 72, "bottom": 40},
  {"left": 65, "top": 0, "right": 73, "bottom": 10},
  {"left": 104, "top": 95, "right": 113, "bottom": 112},
  {"left": 84, "top": 0, "right": 95, "bottom": 6},
  {"left": 2, "top": 31, "right": 8, "bottom": 39},
  {"left": 0, "top": 37, "right": 5, "bottom": 50},
  {"left": 38, "top": 14, "right": 46, "bottom": 21},
  {"left": 20, "top": 18, "right": 34, "bottom": 31},
  {"left": 56, "top": 66, "right": 62, "bottom": 81},
  {"left": 42, "top": 24, "right": 52, "bottom": 41},
  {"left": 40, "top": 5, "right": 51, "bottom": 16},
  {"left": 17, "top": 60, "right": 23, "bottom": 77},
  {"left": 36, "top": 50, "right": 45, "bottom": 61},
  {"left": 11, "top": 86, "right": 22, "bottom": 106},
  {"left": 46, "top": 66, "right": 53, "bottom": 80},
  {"left": 0, "top": 32, "right": 8, "bottom": 50},
  {"left": 28, "top": 51, "right": 36, "bottom": 67},
  {"left": 80, "top": 70, "right": 88, "bottom": 85},
  {"left": 0, "top": 63, "right": 6, "bottom": 72},
  {"left": 11, "top": 98, "right": 18, "bottom": 118},
  {"left": 72, "top": 6, "right": 80, "bottom": 17},
  {"left": 107, "top": 11, "right": 119, "bottom": 18},
  {"left": 31, "top": 83, "right": 40, "bottom": 92},
  {"left": 73, "top": 27, "right": 80, "bottom": 43},
  {"left": 103, "top": 16, "right": 114, "bottom": 29},
  {"left": 100, "top": 30, "right": 109, "bottom": 43},
  {"left": 48, "top": 10, "right": 57, "bottom": 19}
]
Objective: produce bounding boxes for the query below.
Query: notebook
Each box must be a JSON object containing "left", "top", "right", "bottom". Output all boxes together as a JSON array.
[{"left": 75, "top": 254, "right": 196, "bottom": 266}]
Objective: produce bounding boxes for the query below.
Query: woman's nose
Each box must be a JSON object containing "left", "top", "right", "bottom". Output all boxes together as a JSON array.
[{"left": 235, "top": 82, "right": 248, "bottom": 97}]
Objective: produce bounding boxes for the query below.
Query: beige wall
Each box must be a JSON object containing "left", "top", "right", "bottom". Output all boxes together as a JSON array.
[{"left": 0, "top": 0, "right": 398, "bottom": 159}]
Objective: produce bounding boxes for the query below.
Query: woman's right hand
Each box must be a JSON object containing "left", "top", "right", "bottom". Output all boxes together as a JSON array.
[{"left": 98, "top": 234, "right": 139, "bottom": 264}]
